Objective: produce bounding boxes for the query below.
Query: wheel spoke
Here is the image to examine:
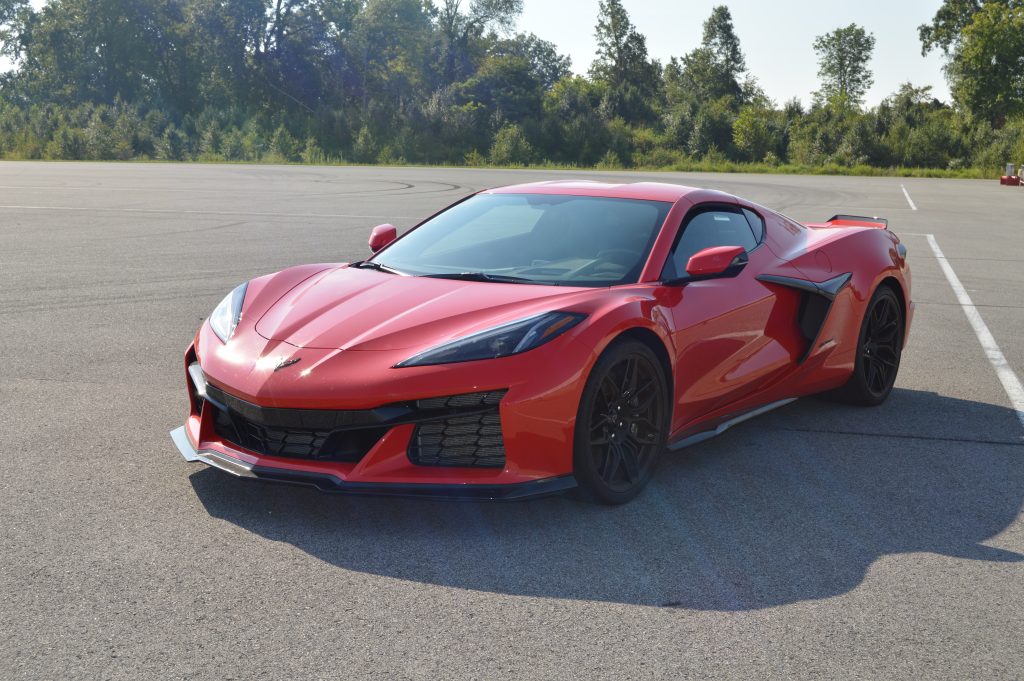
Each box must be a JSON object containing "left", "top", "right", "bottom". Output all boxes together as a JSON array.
[
  {"left": 619, "top": 439, "right": 641, "bottom": 482},
  {"left": 875, "top": 321, "right": 899, "bottom": 343},
  {"left": 586, "top": 350, "right": 668, "bottom": 492},
  {"left": 598, "top": 374, "right": 619, "bottom": 405},
  {"left": 604, "top": 443, "right": 623, "bottom": 481},
  {"left": 866, "top": 360, "right": 880, "bottom": 391},
  {"left": 620, "top": 357, "right": 639, "bottom": 395}
]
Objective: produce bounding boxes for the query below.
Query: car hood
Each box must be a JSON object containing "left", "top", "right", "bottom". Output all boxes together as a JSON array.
[{"left": 255, "top": 266, "right": 591, "bottom": 351}]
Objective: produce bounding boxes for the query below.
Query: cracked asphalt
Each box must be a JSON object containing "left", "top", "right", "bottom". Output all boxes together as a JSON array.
[{"left": 1, "top": 162, "right": 1022, "bottom": 679}]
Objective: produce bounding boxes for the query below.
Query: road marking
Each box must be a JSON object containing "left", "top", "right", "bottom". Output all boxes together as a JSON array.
[
  {"left": 926, "top": 234, "right": 1024, "bottom": 431},
  {"left": 0, "top": 204, "right": 414, "bottom": 221},
  {"left": 901, "top": 184, "right": 918, "bottom": 211}
]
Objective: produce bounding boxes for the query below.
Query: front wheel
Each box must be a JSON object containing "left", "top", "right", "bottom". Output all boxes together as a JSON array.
[
  {"left": 573, "top": 340, "right": 670, "bottom": 505},
  {"left": 832, "top": 285, "right": 904, "bottom": 406}
]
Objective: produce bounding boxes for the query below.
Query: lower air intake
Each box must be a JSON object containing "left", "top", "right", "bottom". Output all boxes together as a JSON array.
[{"left": 409, "top": 392, "right": 506, "bottom": 468}]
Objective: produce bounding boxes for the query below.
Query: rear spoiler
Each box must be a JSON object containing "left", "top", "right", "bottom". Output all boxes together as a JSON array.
[{"left": 816, "top": 214, "right": 889, "bottom": 229}]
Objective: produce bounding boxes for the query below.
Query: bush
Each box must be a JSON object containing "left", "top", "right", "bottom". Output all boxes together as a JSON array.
[
  {"left": 488, "top": 124, "right": 534, "bottom": 165},
  {"left": 353, "top": 126, "right": 378, "bottom": 163},
  {"left": 302, "top": 137, "right": 326, "bottom": 165},
  {"left": 157, "top": 124, "right": 188, "bottom": 161},
  {"left": 463, "top": 149, "right": 486, "bottom": 166},
  {"left": 269, "top": 125, "right": 299, "bottom": 162},
  {"left": 596, "top": 150, "right": 622, "bottom": 169},
  {"left": 46, "top": 125, "right": 87, "bottom": 160}
]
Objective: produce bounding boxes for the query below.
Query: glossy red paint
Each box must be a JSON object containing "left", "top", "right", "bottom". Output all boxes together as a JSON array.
[
  {"left": 368, "top": 223, "right": 397, "bottom": 252},
  {"left": 685, "top": 245, "right": 747, "bottom": 277},
  {"left": 176, "top": 181, "right": 913, "bottom": 496}
]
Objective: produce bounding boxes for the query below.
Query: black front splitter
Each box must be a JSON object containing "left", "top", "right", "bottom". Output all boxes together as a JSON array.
[{"left": 171, "top": 426, "right": 576, "bottom": 501}]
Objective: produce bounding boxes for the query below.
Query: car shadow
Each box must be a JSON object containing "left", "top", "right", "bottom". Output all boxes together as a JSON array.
[{"left": 189, "top": 388, "right": 1024, "bottom": 610}]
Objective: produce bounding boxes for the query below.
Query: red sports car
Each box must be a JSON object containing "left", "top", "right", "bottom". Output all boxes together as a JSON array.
[{"left": 171, "top": 181, "right": 913, "bottom": 504}]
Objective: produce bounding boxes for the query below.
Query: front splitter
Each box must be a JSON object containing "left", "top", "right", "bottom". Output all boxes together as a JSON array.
[{"left": 170, "top": 426, "right": 576, "bottom": 501}]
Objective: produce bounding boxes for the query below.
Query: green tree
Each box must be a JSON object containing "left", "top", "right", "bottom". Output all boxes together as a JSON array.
[
  {"left": 270, "top": 125, "right": 299, "bottom": 161},
  {"left": 457, "top": 54, "right": 543, "bottom": 123},
  {"left": 919, "top": 0, "right": 984, "bottom": 55},
  {"left": 589, "top": 0, "right": 661, "bottom": 123},
  {"left": 437, "top": 0, "right": 524, "bottom": 84},
  {"left": 539, "top": 75, "right": 610, "bottom": 165},
  {"left": 813, "top": 24, "right": 876, "bottom": 108},
  {"left": 945, "top": 3, "right": 1024, "bottom": 126},
  {"left": 491, "top": 33, "right": 571, "bottom": 90},
  {"left": 667, "top": 6, "right": 748, "bottom": 107},
  {"left": 488, "top": 122, "right": 534, "bottom": 165},
  {"left": 0, "top": 0, "right": 31, "bottom": 61},
  {"left": 733, "top": 100, "right": 783, "bottom": 162}
]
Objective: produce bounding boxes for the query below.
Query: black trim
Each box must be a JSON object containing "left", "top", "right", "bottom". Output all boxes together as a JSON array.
[
  {"left": 828, "top": 214, "right": 888, "bottom": 228},
  {"left": 233, "top": 463, "right": 575, "bottom": 501},
  {"left": 757, "top": 272, "right": 852, "bottom": 362},
  {"left": 204, "top": 383, "right": 502, "bottom": 432},
  {"left": 757, "top": 272, "right": 852, "bottom": 301},
  {"left": 660, "top": 203, "right": 761, "bottom": 281}
]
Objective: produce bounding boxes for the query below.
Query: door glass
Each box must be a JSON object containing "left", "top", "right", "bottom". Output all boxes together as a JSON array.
[{"left": 664, "top": 208, "right": 758, "bottom": 279}]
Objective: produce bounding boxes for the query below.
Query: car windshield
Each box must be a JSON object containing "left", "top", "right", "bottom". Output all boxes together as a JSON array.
[{"left": 372, "top": 193, "right": 672, "bottom": 286}]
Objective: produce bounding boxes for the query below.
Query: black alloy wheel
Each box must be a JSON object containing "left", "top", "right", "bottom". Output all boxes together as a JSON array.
[
  {"left": 574, "top": 340, "right": 670, "bottom": 504},
  {"left": 833, "top": 285, "right": 904, "bottom": 406}
]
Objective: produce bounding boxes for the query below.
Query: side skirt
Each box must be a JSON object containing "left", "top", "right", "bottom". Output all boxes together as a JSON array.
[{"left": 666, "top": 398, "right": 798, "bottom": 451}]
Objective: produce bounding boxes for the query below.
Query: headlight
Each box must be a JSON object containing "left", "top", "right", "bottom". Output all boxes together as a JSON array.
[
  {"left": 397, "top": 311, "right": 586, "bottom": 367},
  {"left": 209, "top": 283, "right": 248, "bottom": 343}
]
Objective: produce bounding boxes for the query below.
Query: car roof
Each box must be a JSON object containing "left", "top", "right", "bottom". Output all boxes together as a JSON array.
[{"left": 485, "top": 180, "right": 700, "bottom": 203}]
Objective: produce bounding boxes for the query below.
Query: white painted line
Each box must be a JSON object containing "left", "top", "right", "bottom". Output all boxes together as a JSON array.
[
  {"left": 0, "top": 204, "right": 414, "bottom": 221},
  {"left": 926, "top": 234, "right": 1024, "bottom": 432},
  {"left": 901, "top": 184, "right": 918, "bottom": 211}
]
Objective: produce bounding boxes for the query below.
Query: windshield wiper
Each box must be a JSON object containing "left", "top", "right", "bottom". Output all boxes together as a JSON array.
[
  {"left": 418, "top": 272, "right": 541, "bottom": 284},
  {"left": 349, "top": 260, "right": 406, "bottom": 275}
]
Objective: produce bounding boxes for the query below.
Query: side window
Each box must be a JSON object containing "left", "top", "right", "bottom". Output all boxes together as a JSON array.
[
  {"left": 663, "top": 206, "right": 758, "bottom": 279},
  {"left": 742, "top": 208, "right": 765, "bottom": 243}
]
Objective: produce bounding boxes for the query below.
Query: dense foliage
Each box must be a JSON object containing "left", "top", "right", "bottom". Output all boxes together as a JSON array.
[{"left": 0, "top": 0, "right": 1020, "bottom": 175}]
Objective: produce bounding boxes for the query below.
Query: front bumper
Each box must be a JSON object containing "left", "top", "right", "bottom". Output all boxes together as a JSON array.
[{"left": 171, "top": 426, "right": 576, "bottom": 501}]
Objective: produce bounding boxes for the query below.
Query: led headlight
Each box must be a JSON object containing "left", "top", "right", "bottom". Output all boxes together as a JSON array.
[
  {"left": 397, "top": 311, "right": 586, "bottom": 367},
  {"left": 209, "top": 282, "right": 247, "bottom": 343}
]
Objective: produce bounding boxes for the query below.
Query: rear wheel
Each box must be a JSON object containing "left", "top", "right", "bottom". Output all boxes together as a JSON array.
[
  {"left": 573, "top": 340, "right": 670, "bottom": 505},
  {"left": 832, "top": 285, "right": 904, "bottom": 406}
]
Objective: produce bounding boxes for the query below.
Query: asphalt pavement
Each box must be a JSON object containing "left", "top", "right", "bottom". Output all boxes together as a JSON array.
[{"left": 1, "top": 162, "right": 1022, "bottom": 679}]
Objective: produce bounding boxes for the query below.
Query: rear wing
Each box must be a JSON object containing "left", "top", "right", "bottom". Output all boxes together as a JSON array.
[{"left": 812, "top": 214, "right": 889, "bottom": 229}]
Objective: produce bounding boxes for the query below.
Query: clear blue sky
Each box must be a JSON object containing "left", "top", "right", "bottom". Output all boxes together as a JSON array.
[{"left": 517, "top": 0, "right": 951, "bottom": 106}]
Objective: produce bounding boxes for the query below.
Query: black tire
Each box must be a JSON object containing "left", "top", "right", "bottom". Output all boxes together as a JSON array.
[
  {"left": 573, "top": 340, "right": 670, "bottom": 505},
  {"left": 832, "top": 285, "right": 904, "bottom": 406}
]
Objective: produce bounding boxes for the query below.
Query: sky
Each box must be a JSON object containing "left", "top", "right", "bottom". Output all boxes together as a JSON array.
[
  {"left": 517, "top": 0, "right": 952, "bottom": 106},
  {"left": 3, "top": 0, "right": 952, "bottom": 107}
]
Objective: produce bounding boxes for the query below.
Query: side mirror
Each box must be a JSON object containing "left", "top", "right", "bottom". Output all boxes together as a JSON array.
[
  {"left": 686, "top": 245, "right": 748, "bottom": 278},
  {"left": 665, "top": 246, "right": 748, "bottom": 285},
  {"left": 368, "top": 224, "right": 397, "bottom": 253}
]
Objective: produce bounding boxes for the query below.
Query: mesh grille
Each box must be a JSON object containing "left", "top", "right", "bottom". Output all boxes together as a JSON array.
[
  {"left": 212, "top": 406, "right": 382, "bottom": 462},
  {"left": 208, "top": 388, "right": 507, "bottom": 466},
  {"left": 409, "top": 392, "right": 507, "bottom": 468}
]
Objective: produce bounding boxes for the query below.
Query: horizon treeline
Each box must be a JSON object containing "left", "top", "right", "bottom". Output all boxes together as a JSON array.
[{"left": 0, "top": 0, "right": 1021, "bottom": 175}]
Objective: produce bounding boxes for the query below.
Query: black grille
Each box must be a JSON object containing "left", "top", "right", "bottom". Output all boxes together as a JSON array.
[
  {"left": 204, "top": 383, "right": 508, "bottom": 466},
  {"left": 212, "top": 404, "right": 384, "bottom": 462},
  {"left": 409, "top": 392, "right": 506, "bottom": 468}
]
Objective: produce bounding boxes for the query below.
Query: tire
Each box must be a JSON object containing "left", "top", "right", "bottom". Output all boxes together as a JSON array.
[
  {"left": 831, "top": 285, "right": 904, "bottom": 406},
  {"left": 573, "top": 339, "right": 670, "bottom": 505}
]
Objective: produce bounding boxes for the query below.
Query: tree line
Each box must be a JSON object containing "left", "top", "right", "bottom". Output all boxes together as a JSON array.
[{"left": 0, "top": 0, "right": 1020, "bottom": 175}]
